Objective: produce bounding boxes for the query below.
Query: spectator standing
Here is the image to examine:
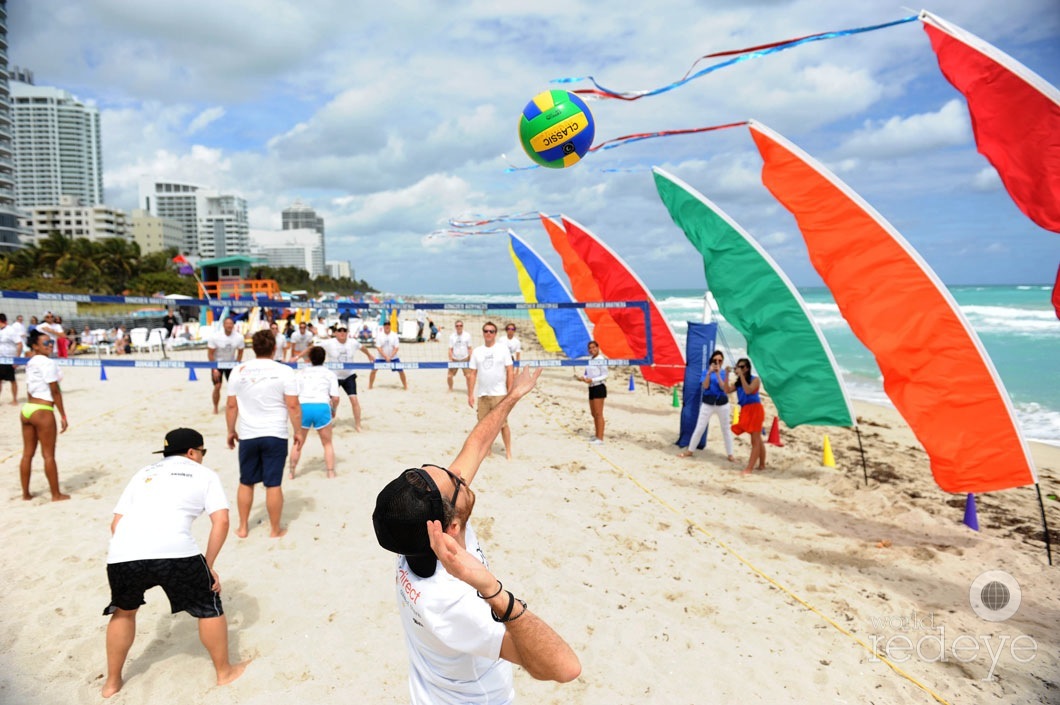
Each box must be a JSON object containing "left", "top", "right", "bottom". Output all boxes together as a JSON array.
[
  {"left": 447, "top": 321, "right": 472, "bottom": 393},
  {"left": 467, "top": 322, "right": 514, "bottom": 459}
]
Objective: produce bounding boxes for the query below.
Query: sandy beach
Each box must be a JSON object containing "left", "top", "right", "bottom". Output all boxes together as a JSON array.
[{"left": 1, "top": 362, "right": 1057, "bottom": 704}]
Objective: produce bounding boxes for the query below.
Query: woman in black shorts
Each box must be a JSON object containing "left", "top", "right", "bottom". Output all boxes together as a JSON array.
[{"left": 576, "top": 340, "right": 608, "bottom": 445}]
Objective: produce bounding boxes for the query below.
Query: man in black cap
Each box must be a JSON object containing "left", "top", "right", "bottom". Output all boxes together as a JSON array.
[
  {"left": 373, "top": 367, "right": 580, "bottom": 703},
  {"left": 100, "top": 428, "right": 248, "bottom": 698}
]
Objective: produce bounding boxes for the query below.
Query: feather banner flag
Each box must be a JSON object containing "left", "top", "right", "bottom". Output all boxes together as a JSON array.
[
  {"left": 750, "top": 119, "right": 1037, "bottom": 494},
  {"left": 921, "top": 10, "right": 1060, "bottom": 233},
  {"left": 653, "top": 168, "right": 854, "bottom": 428},
  {"left": 507, "top": 231, "right": 592, "bottom": 359}
]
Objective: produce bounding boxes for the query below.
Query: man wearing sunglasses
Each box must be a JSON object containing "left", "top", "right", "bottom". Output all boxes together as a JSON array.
[
  {"left": 467, "top": 322, "right": 515, "bottom": 459},
  {"left": 101, "top": 428, "right": 248, "bottom": 698},
  {"left": 374, "top": 367, "right": 580, "bottom": 703}
]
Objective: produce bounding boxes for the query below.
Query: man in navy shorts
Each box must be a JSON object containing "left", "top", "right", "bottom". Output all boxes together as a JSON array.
[
  {"left": 102, "top": 428, "right": 248, "bottom": 698},
  {"left": 226, "top": 330, "right": 301, "bottom": 538}
]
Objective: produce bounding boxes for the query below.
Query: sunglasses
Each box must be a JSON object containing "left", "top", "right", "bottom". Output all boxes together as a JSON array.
[
  {"left": 194, "top": 447, "right": 208, "bottom": 456},
  {"left": 505, "top": 327, "right": 515, "bottom": 332},
  {"left": 483, "top": 328, "right": 497, "bottom": 334}
]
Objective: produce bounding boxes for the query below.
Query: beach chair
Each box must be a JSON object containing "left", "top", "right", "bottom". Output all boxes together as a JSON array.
[
  {"left": 148, "top": 328, "right": 168, "bottom": 352},
  {"left": 398, "top": 319, "right": 419, "bottom": 343},
  {"left": 88, "top": 329, "right": 113, "bottom": 355},
  {"left": 129, "top": 327, "right": 154, "bottom": 353}
]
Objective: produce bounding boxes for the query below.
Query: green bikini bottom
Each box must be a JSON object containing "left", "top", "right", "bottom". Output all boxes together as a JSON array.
[{"left": 21, "top": 402, "right": 54, "bottom": 420}]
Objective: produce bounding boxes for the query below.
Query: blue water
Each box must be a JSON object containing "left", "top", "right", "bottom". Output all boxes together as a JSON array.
[{"left": 423, "top": 286, "right": 1060, "bottom": 446}]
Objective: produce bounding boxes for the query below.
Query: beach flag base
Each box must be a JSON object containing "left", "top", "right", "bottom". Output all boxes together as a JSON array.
[
  {"left": 188, "top": 367, "right": 198, "bottom": 382},
  {"left": 767, "top": 417, "right": 783, "bottom": 446},
  {"left": 628, "top": 373, "right": 635, "bottom": 391},
  {"left": 671, "top": 386, "right": 680, "bottom": 407},
  {"left": 822, "top": 434, "right": 835, "bottom": 467},
  {"left": 99, "top": 366, "right": 107, "bottom": 381},
  {"left": 963, "top": 493, "right": 979, "bottom": 531}
]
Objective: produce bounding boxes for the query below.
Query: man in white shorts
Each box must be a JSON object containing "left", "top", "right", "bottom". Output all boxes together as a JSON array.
[
  {"left": 208, "top": 317, "right": 245, "bottom": 414},
  {"left": 369, "top": 321, "right": 407, "bottom": 390},
  {"left": 447, "top": 320, "right": 472, "bottom": 393},
  {"left": 467, "top": 321, "right": 514, "bottom": 459},
  {"left": 101, "top": 428, "right": 248, "bottom": 698}
]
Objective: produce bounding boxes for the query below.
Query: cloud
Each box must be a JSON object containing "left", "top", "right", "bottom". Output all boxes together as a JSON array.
[
  {"left": 839, "top": 99, "right": 972, "bottom": 158},
  {"left": 970, "top": 166, "right": 1002, "bottom": 192},
  {"left": 186, "top": 107, "right": 225, "bottom": 135}
]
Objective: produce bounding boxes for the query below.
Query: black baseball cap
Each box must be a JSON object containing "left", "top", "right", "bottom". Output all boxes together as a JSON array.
[
  {"left": 373, "top": 468, "right": 446, "bottom": 577},
  {"left": 154, "top": 428, "right": 205, "bottom": 456}
]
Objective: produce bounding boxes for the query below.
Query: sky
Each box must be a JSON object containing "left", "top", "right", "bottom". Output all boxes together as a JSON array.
[{"left": 8, "top": 0, "right": 1060, "bottom": 294}]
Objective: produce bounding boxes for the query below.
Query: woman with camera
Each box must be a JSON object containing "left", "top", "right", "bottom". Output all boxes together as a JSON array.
[{"left": 677, "top": 349, "right": 735, "bottom": 462}]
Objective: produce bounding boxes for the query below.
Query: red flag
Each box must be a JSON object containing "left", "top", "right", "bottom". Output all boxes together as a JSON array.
[
  {"left": 172, "top": 254, "right": 189, "bottom": 264},
  {"left": 921, "top": 11, "right": 1060, "bottom": 233},
  {"left": 1052, "top": 262, "right": 1060, "bottom": 320}
]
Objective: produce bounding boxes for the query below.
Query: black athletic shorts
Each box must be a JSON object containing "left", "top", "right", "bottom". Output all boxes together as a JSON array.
[
  {"left": 338, "top": 374, "right": 358, "bottom": 396},
  {"left": 0, "top": 364, "right": 14, "bottom": 382},
  {"left": 238, "top": 436, "right": 288, "bottom": 487},
  {"left": 103, "top": 555, "right": 223, "bottom": 618},
  {"left": 212, "top": 367, "right": 234, "bottom": 383},
  {"left": 589, "top": 383, "right": 608, "bottom": 400}
]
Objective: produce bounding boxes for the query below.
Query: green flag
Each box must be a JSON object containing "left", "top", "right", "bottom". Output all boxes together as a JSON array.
[{"left": 653, "top": 167, "right": 854, "bottom": 428}]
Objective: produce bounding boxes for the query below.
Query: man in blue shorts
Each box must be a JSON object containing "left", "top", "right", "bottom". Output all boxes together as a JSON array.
[
  {"left": 102, "top": 428, "right": 248, "bottom": 698},
  {"left": 226, "top": 330, "right": 301, "bottom": 538}
]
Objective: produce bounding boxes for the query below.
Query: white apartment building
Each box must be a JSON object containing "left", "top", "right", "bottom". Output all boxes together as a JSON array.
[
  {"left": 250, "top": 227, "right": 324, "bottom": 277},
  {"left": 20, "top": 194, "right": 129, "bottom": 245},
  {"left": 326, "top": 260, "right": 352, "bottom": 279},
  {"left": 0, "top": 21, "right": 22, "bottom": 254},
  {"left": 139, "top": 180, "right": 249, "bottom": 258},
  {"left": 282, "top": 199, "right": 325, "bottom": 265},
  {"left": 129, "top": 208, "right": 185, "bottom": 255},
  {"left": 11, "top": 80, "right": 103, "bottom": 208}
]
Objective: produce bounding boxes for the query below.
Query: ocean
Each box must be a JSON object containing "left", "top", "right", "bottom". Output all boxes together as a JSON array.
[{"left": 423, "top": 285, "right": 1060, "bottom": 447}]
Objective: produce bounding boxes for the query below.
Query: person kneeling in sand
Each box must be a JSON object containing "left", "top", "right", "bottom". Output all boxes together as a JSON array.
[{"left": 101, "top": 428, "right": 249, "bottom": 698}]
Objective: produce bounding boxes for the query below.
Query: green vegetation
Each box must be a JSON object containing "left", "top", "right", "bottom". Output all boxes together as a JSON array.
[{"left": 0, "top": 233, "right": 375, "bottom": 297}]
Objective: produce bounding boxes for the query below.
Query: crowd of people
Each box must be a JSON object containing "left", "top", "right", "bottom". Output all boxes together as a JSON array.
[{"left": 6, "top": 304, "right": 767, "bottom": 701}]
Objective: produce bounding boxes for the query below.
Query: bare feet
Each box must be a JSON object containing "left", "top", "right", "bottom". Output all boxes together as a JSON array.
[
  {"left": 217, "top": 659, "right": 251, "bottom": 686},
  {"left": 51, "top": 493, "right": 71, "bottom": 501},
  {"left": 741, "top": 468, "right": 753, "bottom": 476},
  {"left": 269, "top": 527, "right": 287, "bottom": 538},
  {"left": 355, "top": 424, "right": 362, "bottom": 432},
  {"left": 727, "top": 455, "right": 736, "bottom": 463},
  {"left": 326, "top": 469, "right": 336, "bottom": 478},
  {"left": 102, "top": 676, "right": 123, "bottom": 698},
  {"left": 677, "top": 450, "right": 693, "bottom": 458},
  {"left": 235, "top": 526, "right": 249, "bottom": 538},
  {"left": 22, "top": 492, "right": 33, "bottom": 501}
]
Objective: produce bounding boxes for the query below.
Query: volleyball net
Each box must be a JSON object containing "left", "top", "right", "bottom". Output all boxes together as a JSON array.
[{"left": 0, "top": 290, "right": 653, "bottom": 373}]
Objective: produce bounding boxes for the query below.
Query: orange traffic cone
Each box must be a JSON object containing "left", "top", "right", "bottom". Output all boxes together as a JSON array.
[{"left": 767, "top": 417, "right": 783, "bottom": 447}]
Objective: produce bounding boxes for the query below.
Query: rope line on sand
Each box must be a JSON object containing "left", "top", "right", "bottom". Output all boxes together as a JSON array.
[{"left": 540, "top": 401, "right": 952, "bottom": 705}]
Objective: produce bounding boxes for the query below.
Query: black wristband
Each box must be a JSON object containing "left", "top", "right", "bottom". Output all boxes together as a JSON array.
[
  {"left": 506, "top": 598, "right": 528, "bottom": 623},
  {"left": 477, "top": 580, "right": 503, "bottom": 600},
  {"left": 490, "top": 591, "right": 515, "bottom": 622}
]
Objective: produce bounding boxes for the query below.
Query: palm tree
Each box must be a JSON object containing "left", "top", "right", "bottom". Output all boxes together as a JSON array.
[{"left": 94, "top": 237, "right": 141, "bottom": 293}]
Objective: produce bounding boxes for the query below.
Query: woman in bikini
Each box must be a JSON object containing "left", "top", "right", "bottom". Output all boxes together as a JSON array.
[{"left": 19, "top": 329, "right": 69, "bottom": 501}]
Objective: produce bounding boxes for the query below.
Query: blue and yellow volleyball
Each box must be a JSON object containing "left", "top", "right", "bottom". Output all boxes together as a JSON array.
[{"left": 518, "top": 90, "right": 595, "bottom": 169}]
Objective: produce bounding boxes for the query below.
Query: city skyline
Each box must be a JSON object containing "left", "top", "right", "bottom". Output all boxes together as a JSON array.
[{"left": 8, "top": 1, "right": 1059, "bottom": 293}]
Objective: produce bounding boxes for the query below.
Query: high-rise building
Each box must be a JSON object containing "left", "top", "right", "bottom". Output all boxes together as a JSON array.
[
  {"left": 0, "top": 2, "right": 23, "bottom": 254},
  {"left": 10, "top": 75, "right": 103, "bottom": 208},
  {"left": 129, "top": 208, "right": 185, "bottom": 255},
  {"left": 20, "top": 195, "right": 129, "bottom": 246},
  {"left": 139, "top": 180, "right": 249, "bottom": 258},
  {"left": 326, "top": 260, "right": 353, "bottom": 279},
  {"left": 250, "top": 227, "right": 324, "bottom": 277},
  {"left": 282, "top": 199, "right": 325, "bottom": 264}
]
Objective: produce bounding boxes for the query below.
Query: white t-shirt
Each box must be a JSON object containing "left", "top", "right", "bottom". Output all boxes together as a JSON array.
[
  {"left": 449, "top": 331, "right": 472, "bottom": 360},
  {"left": 585, "top": 352, "right": 609, "bottom": 384},
  {"left": 227, "top": 358, "right": 298, "bottom": 439},
  {"left": 208, "top": 329, "right": 245, "bottom": 363},
  {"left": 107, "top": 455, "right": 229, "bottom": 564},
  {"left": 37, "top": 321, "right": 64, "bottom": 340},
  {"left": 297, "top": 365, "right": 339, "bottom": 404},
  {"left": 395, "top": 524, "right": 513, "bottom": 705},
  {"left": 0, "top": 325, "right": 21, "bottom": 356},
  {"left": 289, "top": 330, "right": 314, "bottom": 353},
  {"left": 469, "top": 344, "right": 512, "bottom": 397},
  {"left": 26, "top": 355, "right": 61, "bottom": 400},
  {"left": 10, "top": 321, "right": 26, "bottom": 344},
  {"left": 323, "top": 338, "right": 362, "bottom": 380},
  {"left": 503, "top": 335, "right": 521, "bottom": 359},
  {"left": 375, "top": 331, "right": 400, "bottom": 358},
  {"left": 272, "top": 333, "right": 288, "bottom": 361}
]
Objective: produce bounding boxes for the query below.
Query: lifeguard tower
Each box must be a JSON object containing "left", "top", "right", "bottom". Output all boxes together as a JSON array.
[{"left": 196, "top": 255, "right": 280, "bottom": 300}]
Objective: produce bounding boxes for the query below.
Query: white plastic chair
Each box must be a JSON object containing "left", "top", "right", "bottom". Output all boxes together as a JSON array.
[{"left": 129, "top": 327, "right": 152, "bottom": 353}]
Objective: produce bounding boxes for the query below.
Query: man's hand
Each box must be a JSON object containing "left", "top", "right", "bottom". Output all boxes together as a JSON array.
[
  {"left": 426, "top": 520, "right": 495, "bottom": 595},
  {"left": 210, "top": 567, "right": 222, "bottom": 593},
  {"left": 227, "top": 431, "right": 239, "bottom": 449},
  {"left": 509, "top": 366, "right": 542, "bottom": 399}
]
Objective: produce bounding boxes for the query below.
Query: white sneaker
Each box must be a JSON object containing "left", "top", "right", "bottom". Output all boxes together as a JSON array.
[{"left": 589, "top": 438, "right": 604, "bottom": 445}]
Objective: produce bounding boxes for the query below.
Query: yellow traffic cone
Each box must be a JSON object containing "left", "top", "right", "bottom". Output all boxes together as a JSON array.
[{"left": 822, "top": 434, "right": 836, "bottom": 467}]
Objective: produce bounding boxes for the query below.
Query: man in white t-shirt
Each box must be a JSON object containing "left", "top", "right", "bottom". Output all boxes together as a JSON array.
[
  {"left": 101, "top": 428, "right": 248, "bottom": 698},
  {"left": 467, "top": 322, "right": 514, "bottom": 459},
  {"left": 373, "top": 367, "right": 579, "bottom": 704},
  {"left": 322, "top": 326, "right": 374, "bottom": 431},
  {"left": 287, "top": 321, "right": 314, "bottom": 361},
  {"left": 226, "top": 330, "right": 301, "bottom": 538},
  {"left": 208, "top": 317, "right": 245, "bottom": 414},
  {"left": 268, "top": 322, "right": 288, "bottom": 361},
  {"left": 502, "top": 323, "right": 522, "bottom": 362},
  {"left": 0, "top": 313, "right": 22, "bottom": 404},
  {"left": 36, "top": 311, "right": 64, "bottom": 352},
  {"left": 369, "top": 320, "right": 408, "bottom": 390},
  {"left": 447, "top": 320, "right": 473, "bottom": 393}
]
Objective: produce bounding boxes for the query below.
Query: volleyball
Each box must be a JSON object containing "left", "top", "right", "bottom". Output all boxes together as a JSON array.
[{"left": 518, "top": 90, "right": 595, "bottom": 169}]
